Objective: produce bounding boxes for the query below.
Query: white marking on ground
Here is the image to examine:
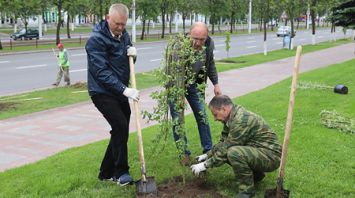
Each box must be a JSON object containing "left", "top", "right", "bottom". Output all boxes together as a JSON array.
[
  {"left": 72, "top": 90, "right": 87, "bottom": 93},
  {"left": 71, "top": 53, "right": 86, "bottom": 57},
  {"left": 70, "top": 69, "right": 87, "bottom": 73},
  {"left": 150, "top": 59, "right": 161, "bottom": 62},
  {"left": 137, "top": 47, "right": 153, "bottom": 50},
  {"left": 16, "top": 64, "right": 47, "bottom": 69}
]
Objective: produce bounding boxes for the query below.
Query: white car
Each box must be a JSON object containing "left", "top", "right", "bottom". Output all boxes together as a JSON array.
[{"left": 276, "top": 26, "right": 295, "bottom": 37}]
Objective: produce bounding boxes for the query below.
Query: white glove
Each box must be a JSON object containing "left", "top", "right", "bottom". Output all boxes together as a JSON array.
[
  {"left": 195, "top": 154, "right": 208, "bottom": 162},
  {"left": 190, "top": 162, "right": 207, "bottom": 176},
  {"left": 127, "top": 47, "right": 137, "bottom": 57},
  {"left": 123, "top": 88, "right": 139, "bottom": 101}
]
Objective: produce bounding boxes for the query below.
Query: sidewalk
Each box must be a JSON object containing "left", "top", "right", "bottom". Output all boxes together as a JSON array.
[{"left": 0, "top": 43, "right": 354, "bottom": 172}]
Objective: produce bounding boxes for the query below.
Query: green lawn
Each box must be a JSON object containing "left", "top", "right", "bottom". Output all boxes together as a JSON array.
[
  {"left": 0, "top": 39, "right": 352, "bottom": 120},
  {"left": 0, "top": 58, "right": 353, "bottom": 197}
]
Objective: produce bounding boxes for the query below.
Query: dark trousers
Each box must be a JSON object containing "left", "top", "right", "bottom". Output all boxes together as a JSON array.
[
  {"left": 91, "top": 94, "right": 131, "bottom": 178},
  {"left": 169, "top": 83, "right": 212, "bottom": 155}
]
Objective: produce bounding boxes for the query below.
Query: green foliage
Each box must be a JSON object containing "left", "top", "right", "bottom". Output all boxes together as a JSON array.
[
  {"left": 224, "top": 31, "right": 231, "bottom": 58},
  {"left": 330, "top": 0, "right": 355, "bottom": 29},
  {"left": 0, "top": 58, "right": 354, "bottom": 197},
  {"left": 320, "top": 110, "right": 355, "bottom": 134},
  {"left": 142, "top": 33, "right": 205, "bottom": 159}
]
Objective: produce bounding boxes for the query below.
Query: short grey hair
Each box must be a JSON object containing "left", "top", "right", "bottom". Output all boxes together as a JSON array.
[
  {"left": 190, "top": 22, "right": 208, "bottom": 33},
  {"left": 209, "top": 95, "right": 233, "bottom": 110},
  {"left": 109, "top": 3, "right": 129, "bottom": 17}
]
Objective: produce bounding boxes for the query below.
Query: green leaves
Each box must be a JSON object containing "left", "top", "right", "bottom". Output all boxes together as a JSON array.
[{"left": 143, "top": 33, "right": 206, "bottom": 158}]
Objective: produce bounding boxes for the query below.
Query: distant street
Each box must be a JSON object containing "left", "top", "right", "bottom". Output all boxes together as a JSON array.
[{"left": 0, "top": 28, "right": 351, "bottom": 96}]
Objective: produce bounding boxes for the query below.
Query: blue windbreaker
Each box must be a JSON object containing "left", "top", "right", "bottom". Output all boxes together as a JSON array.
[{"left": 86, "top": 20, "right": 132, "bottom": 100}]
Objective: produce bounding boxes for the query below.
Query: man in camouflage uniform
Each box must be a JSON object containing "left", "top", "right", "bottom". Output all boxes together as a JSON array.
[{"left": 190, "top": 95, "right": 282, "bottom": 198}]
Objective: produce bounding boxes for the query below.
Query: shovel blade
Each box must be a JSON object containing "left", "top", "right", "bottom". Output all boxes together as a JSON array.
[
  {"left": 136, "top": 176, "right": 158, "bottom": 195},
  {"left": 264, "top": 188, "right": 290, "bottom": 198}
]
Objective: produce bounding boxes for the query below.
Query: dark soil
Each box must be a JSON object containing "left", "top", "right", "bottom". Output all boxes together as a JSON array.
[
  {"left": 70, "top": 81, "right": 87, "bottom": 89},
  {"left": 0, "top": 102, "right": 18, "bottom": 111},
  {"left": 264, "top": 188, "right": 290, "bottom": 198},
  {"left": 137, "top": 176, "right": 228, "bottom": 198},
  {"left": 217, "top": 60, "right": 246, "bottom": 64}
]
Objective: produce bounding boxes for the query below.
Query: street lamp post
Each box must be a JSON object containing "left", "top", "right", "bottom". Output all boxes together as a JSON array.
[
  {"left": 248, "top": 0, "right": 252, "bottom": 34},
  {"left": 132, "top": 0, "right": 136, "bottom": 43}
]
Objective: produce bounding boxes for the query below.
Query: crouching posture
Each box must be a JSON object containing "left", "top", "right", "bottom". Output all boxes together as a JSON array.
[{"left": 190, "top": 95, "right": 282, "bottom": 198}]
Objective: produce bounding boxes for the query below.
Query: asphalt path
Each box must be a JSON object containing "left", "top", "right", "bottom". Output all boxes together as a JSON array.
[{"left": 0, "top": 28, "right": 351, "bottom": 96}]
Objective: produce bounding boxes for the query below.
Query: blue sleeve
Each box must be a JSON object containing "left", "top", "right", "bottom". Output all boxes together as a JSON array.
[{"left": 86, "top": 34, "right": 126, "bottom": 94}]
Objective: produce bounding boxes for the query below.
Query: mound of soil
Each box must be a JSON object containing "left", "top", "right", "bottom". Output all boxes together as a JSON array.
[
  {"left": 137, "top": 176, "right": 227, "bottom": 198},
  {"left": 70, "top": 81, "right": 87, "bottom": 89},
  {"left": 0, "top": 102, "right": 18, "bottom": 111}
]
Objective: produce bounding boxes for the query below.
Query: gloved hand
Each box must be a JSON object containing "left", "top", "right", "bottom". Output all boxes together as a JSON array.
[
  {"left": 190, "top": 162, "right": 207, "bottom": 176},
  {"left": 127, "top": 47, "right": 137, "bottom": 57},
  {"left": 123, "top": 88, "right": 139, "bottom": 101},
  {"left": 195, "top": 154, "right": 208, "bottom": 162}
]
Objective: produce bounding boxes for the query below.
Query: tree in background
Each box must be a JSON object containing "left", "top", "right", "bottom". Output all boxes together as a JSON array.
[
  {"left": 137, "top": 0, "right": 159, "bottom": 40},
  {"left": 227, "top": 0, "right": 247, "bottom": 33},
  {"left": 330, "top": 0, "right": 355, "bottom": 30},
  {"left": 11, "top": 0, "right": 41, "bottom": 37}
]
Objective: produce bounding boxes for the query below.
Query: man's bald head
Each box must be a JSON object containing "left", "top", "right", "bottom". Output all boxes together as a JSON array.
[{"left": 190, "top": 22, "right": 208, "bottom": 50}]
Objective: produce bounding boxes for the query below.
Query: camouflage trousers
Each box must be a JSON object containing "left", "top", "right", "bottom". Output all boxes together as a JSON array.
[{"left": 226, "top": 146, "right": 280, "bottom": 194}]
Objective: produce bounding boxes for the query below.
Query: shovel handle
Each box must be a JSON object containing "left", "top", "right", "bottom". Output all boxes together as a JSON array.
[
  {"left": 278, "top": 46, "right": 302, "bottom": 182},
  {"left": 129, "top": 56, "right": 147, "bottom": 182}
]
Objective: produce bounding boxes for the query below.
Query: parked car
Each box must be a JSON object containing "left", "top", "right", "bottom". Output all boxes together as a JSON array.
[
  {"left": 276, "top": 26, "right": 296, "bottom": 37},
  {"left": 11, "top": 28, "right": 39, "bottom": 40}
]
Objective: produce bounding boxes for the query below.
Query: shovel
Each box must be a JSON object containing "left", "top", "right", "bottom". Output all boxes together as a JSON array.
[
  {"left": 265, "top": 46, "right": 302, "bottom": 198},
  {"left": 128, "top": 55, "right": 158, "bottom": 196}
]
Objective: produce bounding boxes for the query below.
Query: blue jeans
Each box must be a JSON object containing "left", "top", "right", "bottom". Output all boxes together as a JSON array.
[{"left": 169, "top": 84, "right": 212, "bottom": 155}]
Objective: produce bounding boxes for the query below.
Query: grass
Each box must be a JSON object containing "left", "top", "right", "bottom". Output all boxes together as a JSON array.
[
  {"left": 0, "top": 38, "right": 352, "bottom": 120},
  {"left": 0, "top": 57, "right": 354, "bottom": 197},
  {"left": 216, "top": 38, "right": 351, "bottom": 72}
]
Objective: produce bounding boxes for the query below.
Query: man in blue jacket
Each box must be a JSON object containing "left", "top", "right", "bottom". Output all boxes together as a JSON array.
[{"left": 85, "top": 3, "right": 138, "bottom": 186}]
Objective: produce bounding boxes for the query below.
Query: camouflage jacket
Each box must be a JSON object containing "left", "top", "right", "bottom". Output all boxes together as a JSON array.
[{"left": 205, "top": 104, "right": 282, "bottom": 168}]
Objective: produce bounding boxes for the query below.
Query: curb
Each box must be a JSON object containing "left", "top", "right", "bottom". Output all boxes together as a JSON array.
[{"left": 0, "top": 46, "right": 85, "bottom": 56}]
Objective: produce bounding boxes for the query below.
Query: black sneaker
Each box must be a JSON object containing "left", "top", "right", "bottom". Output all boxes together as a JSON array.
[{"left": 98, "top": 172, "right": 115, "bottom": 182}]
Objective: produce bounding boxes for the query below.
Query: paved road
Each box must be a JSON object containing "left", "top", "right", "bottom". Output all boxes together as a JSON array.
[
  {"left": 0, "top": 28, "right": 351, "bottom": 96},
  {"left": 0, "top": 43, "right": 353, "bottom": 172}
]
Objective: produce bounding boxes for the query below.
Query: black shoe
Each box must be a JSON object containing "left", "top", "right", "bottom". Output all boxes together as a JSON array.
[
  {"left": 98, "top": 172, "right": 115, "bottom": 182},
  {"left": 253, "top": 171, "right": 265, "bottom": 183}
]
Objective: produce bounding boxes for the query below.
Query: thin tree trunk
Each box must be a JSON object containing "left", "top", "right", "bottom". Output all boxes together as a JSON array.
[
  {"left": 67, "top": 14, "right": 71, "bottom": 39},
  {"left": 56, "top": 0, "right": 62, "bottom": 45},
  {"left": 141, "top": 19, "right": 146, "bottom": 40},
  {"left": 147, "top": 19, "right": 150, "bottom": 35},
  {"left": 161, "top": 11, "right": 165, "bottom": 39}
]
